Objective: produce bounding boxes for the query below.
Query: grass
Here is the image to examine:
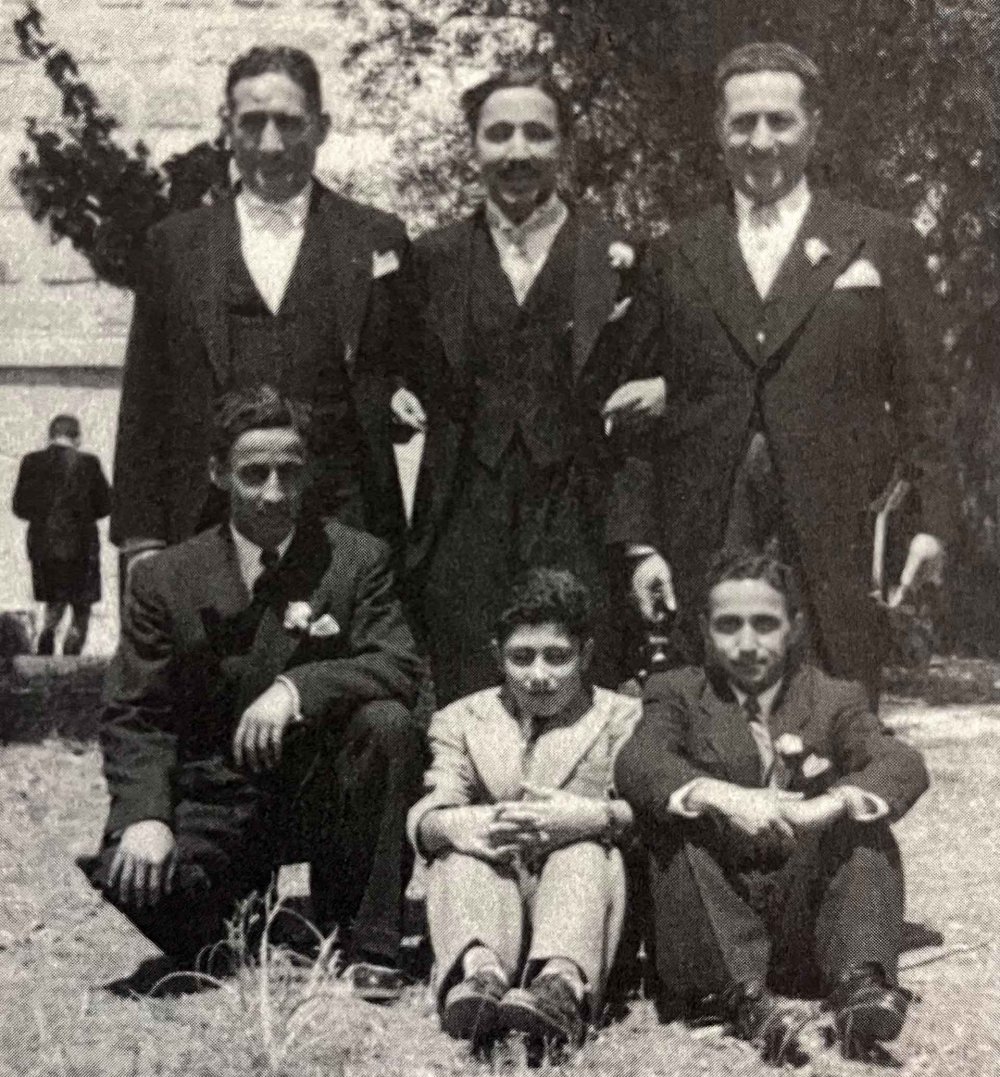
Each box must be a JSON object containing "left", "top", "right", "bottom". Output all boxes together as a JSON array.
[{"left": 1, "top": 671, "right": 999, "bottom": 1075}]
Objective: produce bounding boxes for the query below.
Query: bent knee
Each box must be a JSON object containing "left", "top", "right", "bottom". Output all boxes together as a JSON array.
[{"left": 352, "top": 699, "right": 420, "bottom": 751}]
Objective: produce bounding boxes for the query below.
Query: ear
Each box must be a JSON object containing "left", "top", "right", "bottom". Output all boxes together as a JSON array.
[
  {"left": 208, "top": 455, "right": 229, "bottom": 492},
  {"left": 580, "top": 637, "right": 595, "bottom": 672},
  {"left": 788, "top": 610, "right": 806, "bottom": 651},
  {"left": 491, "top": 637, "right": 503, "bottom": 672},
  {"left": 315, "top": 111, "right": 332, "bottom": 145}
]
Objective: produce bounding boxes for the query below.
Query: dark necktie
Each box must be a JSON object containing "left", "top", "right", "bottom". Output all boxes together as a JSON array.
[
  {"left": 253, "top": 546, "right": 281, "bottom": 601},
  {"left": 743, "top": 693, "right": 776, "bottom": 785}
]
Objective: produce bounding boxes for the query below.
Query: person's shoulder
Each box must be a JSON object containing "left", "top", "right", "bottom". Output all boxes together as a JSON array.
[
  {"left": 592, "top": 685, "right": 643, "bottom": 722},
  {"left": 322, "top": 520, "right": 391, "bottom": 567},
  {"left": 818, "top": 193, "right": 915, "bottom": 246},
  {"left": 316, "top": 186, "right": 406, "bottom": 241},
  {"left": 129, "top": 528, "right": 222, "bottom": 594},
  {"left": 432, "top": 686, "right": 503, "bottom": 727},
  {"left": 644, "top": 664, "right": 708, "bottom": 704},
  {"left": 148, "top": 201, "right": 221, "bottom": 243},
  {"left": 792, "top": 662, "right": 870, "bottom": 711},
  {"left": 414, "top": 213, "right": 477, "bottom": 255},
  {"left": 669, "top": 202, "right": 730, "bottom": 246}
]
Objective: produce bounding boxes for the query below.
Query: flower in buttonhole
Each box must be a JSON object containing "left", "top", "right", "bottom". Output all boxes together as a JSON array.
[
  {"left": 803, "top": 237, "right": 831, "bottom": 267},
  {"left": 774, "top": 733, "right": 805, "bottom": 759},
  {"left": 283, "top": 602, "right": 313, "bottom": 633},
  {"left": 608, "top": 241, "right": 636, "bottom": 271}
]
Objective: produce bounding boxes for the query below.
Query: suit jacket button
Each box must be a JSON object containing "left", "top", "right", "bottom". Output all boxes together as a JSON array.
[{"left": 756, "top": 330, "right": 766, "bottom": 344}]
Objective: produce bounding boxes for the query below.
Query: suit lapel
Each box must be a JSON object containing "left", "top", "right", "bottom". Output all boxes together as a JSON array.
[
  {"left": 317, "top": 187, "right": 372, "bottom": 380},
  {"left": 528, "top": 691, "right": 614, "bottom": 791},
  {"left": 428, "top": 215, "right": 477, "bottom": 372},
  {"left": 464, "top": 692, "right": 528, "bottom": 802},
  {"left": 678, "top": 204, "right": 763, "bottom": 364},
  {"left": 188, "top": 198, "right": 239, "bottom": 386},
  {"left": 232, "top": 522, "right": 332, "bottom": 719},
  {"left": 700, "top": 674, "right": 766, "bottom": 788},
  {"left": 768, "top": 666, "right": 815, "bottom": 742},
  {"left": 572, "top": 213, "right": 620, "bottom": 380},
  {"left": 759, "top": 192, "right": 864, "bottom": 364}
]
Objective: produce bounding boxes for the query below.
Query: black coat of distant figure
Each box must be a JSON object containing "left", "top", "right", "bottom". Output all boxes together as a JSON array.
[{"left": 13, "top": 443, "right": 111, "bottom": 604}]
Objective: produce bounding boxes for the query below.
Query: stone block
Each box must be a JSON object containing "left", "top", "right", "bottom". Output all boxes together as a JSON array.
[{"left": 145, "top": 75, "right": 209, "bottom": 129}]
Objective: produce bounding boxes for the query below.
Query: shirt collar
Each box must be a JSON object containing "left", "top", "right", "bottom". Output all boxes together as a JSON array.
[
  {"left": 229, "top": 523, "right": 294, "bottom": 583},
  {"left": 485, "top": 193, "right": 568, "bottom": 251},
  {"left": 236, "top": 180, "right": 313, "bottom": 231},
  {"left": 731, "top": 678, "right": 784, "bottom": 722},
  {"left": 734, "top": 177, "right": 811, "bottom": 228},
  {"left": 49, "top": 436, "right": 77, "bottom": 449}
]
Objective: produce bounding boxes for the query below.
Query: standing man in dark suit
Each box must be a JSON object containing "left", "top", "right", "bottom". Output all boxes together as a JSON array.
[
  {"left": 615, "top": 551, "right": 928, "bottom": 1063},
  {"left": 610, "top": 42, "right": 955, "bottom": 697},
  {"left": 112, "top": 46, "right": 412, "bottom": 572},
  {"left": 87, "top": 386, "right": 423, "bottom": 1001},
  {"left": 12, "top": 414, "right": 111, "bottom": 656},
  {"left": 391, "top": 60, "right": 659, "bottom": 704}
]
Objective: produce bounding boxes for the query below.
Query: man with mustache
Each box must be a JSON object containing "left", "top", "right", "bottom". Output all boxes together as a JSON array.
[
  {"left": 610, "top": 41, "right": 955, "bottom": 700},
  {"left": 112, "top": 46, "right": 412, "bottom": 573},
  {"left": 393, "top": 60, "right": 659, "bottom": 704}
]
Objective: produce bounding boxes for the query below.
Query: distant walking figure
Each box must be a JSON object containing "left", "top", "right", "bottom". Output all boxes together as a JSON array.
[{"left": 12, "top": 414, "right": 111, "bottom": 655}]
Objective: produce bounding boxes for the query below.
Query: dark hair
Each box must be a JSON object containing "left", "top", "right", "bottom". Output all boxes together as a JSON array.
[
  {"left": 494, "top": 568, "right": 594, "bottom": 646},
  {"left": 211, "top": 385, "right": 312, "bottom": 462},
  {"left": 704, "top": 549, "right": 802, "bottom": 618},
  {"left": 714, "top": 41, "right": 824, "bottom": 112},
  {"left": 460, "top": 57, "right": 573, "bottom": 137},
  {"left": 225, "top": 45, "right": 323, "bottom": 113},
  {"left": 49, "top": 414, "right": 80, "bottom": 440}
]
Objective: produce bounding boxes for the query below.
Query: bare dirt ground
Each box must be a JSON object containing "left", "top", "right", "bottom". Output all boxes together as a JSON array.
[{"left": 1, "top": 672, "right": 998, "bottom": 1076}]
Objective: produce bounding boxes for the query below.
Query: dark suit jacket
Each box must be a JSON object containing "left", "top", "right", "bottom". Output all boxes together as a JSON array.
[
  {"left": 13, "top": 446, "right": 111, "bottom": 604},
  {"left": 608, "top": 193, "right": 957, "bottom": 676},
  {"left": 404, "top": 205, "right": 641, "bottom": 572},
  {"left": 111, "top": 183, "right": 412, "bottom": 548},
  {"left": 100, "top": 519, "right": 421, "bottom": 836},
  {"left": 615, "top": 663, "right": 929, "bottom": 834}
]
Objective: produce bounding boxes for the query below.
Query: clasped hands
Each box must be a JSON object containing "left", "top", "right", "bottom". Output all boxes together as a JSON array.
[
  {"left": 441, "top": 784, "right": 611, "bottom": 864},
  {"left": 109, "top": 680, "right": 297, "bottom": 908}
]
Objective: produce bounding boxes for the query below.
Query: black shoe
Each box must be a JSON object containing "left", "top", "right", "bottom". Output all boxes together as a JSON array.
[
  {"left": 724, "top": 981, "right": 809, "bottom": 1064},
  {"left": 825, "top": 965, "right": 908, "bottom": 1053},
  {"left": 441, "top": 969, "right": 507, "bottom": 1042},
  {"left": 347, "top": 961, "right": 408, "bottom": 1004},
  {"left": 497, "top": 974, "right": 586, "bottom": 1049}
]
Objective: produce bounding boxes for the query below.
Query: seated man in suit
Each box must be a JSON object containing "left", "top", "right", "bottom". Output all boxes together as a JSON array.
[
  {"left": 408, "top": 568, "right": 640, "bottom": 1055},
  {"left": 84, "top": 385, "right": 423, "bottom": 1002},
  {"left": 615, "top": 551, "right": 928, "bottom": 1063}
]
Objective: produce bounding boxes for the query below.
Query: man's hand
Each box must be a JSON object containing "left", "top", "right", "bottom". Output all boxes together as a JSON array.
[
  {"left": 390, "top": 387, "right": 428, "bottom": 433},
  {"left": 601, "top": 376, "right": 667, "bottom": 433},
  {"left": 691, "top": 781, "right": 801, "bottom": 849},
  {"left": 233, "top": 680, "right": 297, "bottom": 773},
  {"left": 108, "top": 820, "right": 177, "bottom": 910},
  {"left": 436, "top": 805, "right": 524, "bottom": 864},
  {"left": 495, "top": 783, "right": 609, "bottom": 850},
  {"left": 631, "top": 552, "right": 678, "bottom": 622},
  {"left": 888, "top": 533, "right": 945, "bottom": 609}
]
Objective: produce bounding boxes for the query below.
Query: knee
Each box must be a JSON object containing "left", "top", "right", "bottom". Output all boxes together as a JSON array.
[{"left": 352, "top": 699, "right": 421, "bottom": 756}]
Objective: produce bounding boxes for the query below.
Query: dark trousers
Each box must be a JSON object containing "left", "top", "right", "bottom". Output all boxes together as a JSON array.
[
  {"left": 647, "top": 817, "right": 905, "bottom": 1003},
  {"left": 417, "top": 438, "right": 622, "bottom": 705},
  {"left": 86, "top": 699, "right": 423, "bottom": 966}
]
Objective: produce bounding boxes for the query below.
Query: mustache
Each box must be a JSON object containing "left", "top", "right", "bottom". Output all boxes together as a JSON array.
[{"left": 497, "top": 160, "right": 544, "bottom": 178}]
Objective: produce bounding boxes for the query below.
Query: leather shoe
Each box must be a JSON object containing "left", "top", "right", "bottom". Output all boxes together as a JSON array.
[
  {"left": 725, "top": 981, "right": 809, "bottom": 1064},
  {"left": 825, "top": 965, "right": 908, "bottom": 1052},
  {"left": 497, "top": 974, "right": 586, "bottom": 1049},
  {"left": 441, "top": 969, "right": 507, "bottom": 1042},
  {"left": 347, "top": 961, "right": 408, "bottom": 1004}
]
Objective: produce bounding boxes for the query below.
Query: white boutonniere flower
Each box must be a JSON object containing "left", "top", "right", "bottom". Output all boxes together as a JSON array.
[
  {"left": 608, "top": 241, "right": 636, "bottom": 271},
  {"left": 283, "top": 603, "right": 340, "bottom": 639},
  {"left": 774, "top": 734, "right": 805, "bottom": 759},
  {"left": 804, "top": 237, "right": 831, "bottom": 267},
  {"left": 801, "top": 753, "right": 832, "bottom": 781}
]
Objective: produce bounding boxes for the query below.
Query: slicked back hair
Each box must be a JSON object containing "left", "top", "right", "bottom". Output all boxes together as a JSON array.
[
  {"left": 714, "top": 41, "right": 824, "bottom": 113},
  {"left": 704, "top": 549, "right": 803, "bottom": 620},
  {"left": 211, "top": 385, "right": 313, "bottom": 463},
  {"left": 48, "top": 414, "right": 80, "bottom": 441},
  {"left": 494, "top": 567, "right": 594, "bottom": 647},
  {"left": 460, "top": 57, "right": 573, "bottom": 138},
  {"left": 225, "top": 45, "right": 323, "bottom": 114}
]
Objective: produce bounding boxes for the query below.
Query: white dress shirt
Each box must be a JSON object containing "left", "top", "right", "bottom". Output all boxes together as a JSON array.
[
  {"left": 735, "top": 179, "right": 812, "bottom": 299},
  {"left": 229, "top": 523, "right": 294, "bottom": 594},
  {"left": 234, "top": 181, "right": 313, "bottom": 315},
  {"left": 485, "top": 194, "right": 569, "bottom": 306}
]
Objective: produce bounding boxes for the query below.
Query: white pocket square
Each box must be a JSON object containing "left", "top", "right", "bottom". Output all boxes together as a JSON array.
[
  {"left": 608, "top": 296, "right": 633, "bottom": 323},
  {"left": 833, "top": 259, "right": 882, "bottom": 289},
  {"left": 372, "top": 249, "right": 400, "bottom": 279},
  {"left": 307, "top": 614, "right": 341, "bottom": 638}
]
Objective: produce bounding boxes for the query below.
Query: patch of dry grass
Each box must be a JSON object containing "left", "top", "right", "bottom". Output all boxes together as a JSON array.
[{"left": 1, "top": 699, "right": 998, "bottom": 1075}]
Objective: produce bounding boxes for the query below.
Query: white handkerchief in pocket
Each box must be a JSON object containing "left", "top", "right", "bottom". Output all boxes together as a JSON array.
[
  {"left": 833, "top": 258, "right": 882, "bottom": 289},
  {"left": 608, "top": 296, "right": 633, "bottom": 323},
  {"left": 372, "top": 249, "right": 400, "bottom": 279},
  {"left": 308, "top": 613, "right": 341, "bottom": 638}
]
